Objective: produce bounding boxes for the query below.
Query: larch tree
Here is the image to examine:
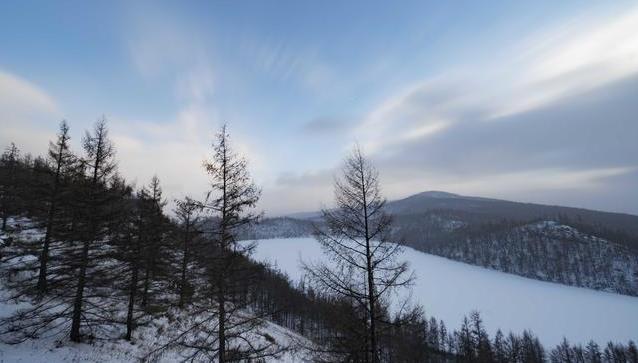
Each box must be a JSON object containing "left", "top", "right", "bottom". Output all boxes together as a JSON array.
[
  {"left": 304, "top": 145, "right": 414, "bottom": 363},
  {"left": 200, "top": 124, "right": 265, "bottom": 362},
  {"left": 0, "top": 143, "right": 21, "bottom": 231},
  {"left": 139, "top": 175, "right": 168, "bottom": 310},
  {"left": 70, "top": 117, "right": 118, "bottom": 342},
  {"left": 37, "top": 120, "right": 76, "bottom": 295},
  {"left": 151, "top": 125, "right": 281, "bottom": 362},
  {"left": 174, "top": 196, "right": 201, "bottom": 309}
]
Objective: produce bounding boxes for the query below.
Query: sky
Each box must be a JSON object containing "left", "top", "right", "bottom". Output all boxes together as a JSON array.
[{"left": 1, "top": 0, "right": 637, "bottom": 216}]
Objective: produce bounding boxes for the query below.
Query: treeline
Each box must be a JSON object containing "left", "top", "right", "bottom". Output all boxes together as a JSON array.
[
  {"left": 394, "top": 212, "right": 638, "bottom": 296},
  {"left": 1, "top": 119, "right": 637, "bottom": 362}
]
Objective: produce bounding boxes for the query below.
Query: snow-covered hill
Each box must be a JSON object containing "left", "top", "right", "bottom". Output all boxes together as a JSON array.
[
  {"left": 249, "top": 237, "right": 638, "bottom": 348},
  {"left": 0, "top": 218, "right": 315, "bottom": 363},
  {"left": 0, "top": 283, "right": 314, "bottom": 363}
]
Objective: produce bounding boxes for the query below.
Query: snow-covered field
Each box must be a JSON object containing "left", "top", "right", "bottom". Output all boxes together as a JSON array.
[{"left": 250, "top": 237, "right": 638, "bottom": 347}]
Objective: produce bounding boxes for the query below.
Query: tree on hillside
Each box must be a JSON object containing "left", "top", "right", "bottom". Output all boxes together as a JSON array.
[
  {"left": 0, "top": 119, "right": 127, "bottom": 344},
  {"left": 174, "top": 196, "right": 201, "bottom": 308},
  {"left": 304, "top": 145, "right": 414, "bottom": 362},
  {"left": 150, "top": 125, "right": 281, "bottom": 362},
  {"left": 139, "top": 175, "right": 169, "bottom": 310},
  {"left": 114, "top": 176, "right": 169, "bottom": 341},
  {"left": 0, "top": 143, "right": 21, "bottom": 231},
  {"left": 37, "top": 120, "right": 76, "bottom": 294},
  {"left": 70, "top": 117, "right": 119, "bottom": 342}
]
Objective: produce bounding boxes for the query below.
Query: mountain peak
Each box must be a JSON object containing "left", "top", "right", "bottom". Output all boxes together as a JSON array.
[{"left": 412, "top": 191, "right": 461, "bottom": 199}]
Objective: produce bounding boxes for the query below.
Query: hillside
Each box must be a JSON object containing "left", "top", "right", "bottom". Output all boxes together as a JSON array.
[{"left": 249, "top": 237, "right": 638, "bottom": 348}]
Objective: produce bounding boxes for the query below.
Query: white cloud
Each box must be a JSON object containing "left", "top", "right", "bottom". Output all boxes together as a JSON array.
[
  {"left": 0, "top": 70, "right": 58, "bottom": 118},
  {"left": 0, "top": 70, "right": 61, "bottom": 155},
  {"left": 356, "top": 6, "right": 638, "bottom": 153},
  {"left": 491, "top": 6, "right": 638, "bottom": 118}
]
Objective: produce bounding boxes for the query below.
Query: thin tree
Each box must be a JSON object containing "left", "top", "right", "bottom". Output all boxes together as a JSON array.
[
  {"left": 37, "top": 120, "right": 75, "bottom": 294},
  {"left": 201, "top": 124, "right": 262, "bottom": 362},
  {"left": 148, "top": 125, "right": 282, "bottom": 362},
  {"left": 0, "top": 143, "right": 21, "bottom": 231},
  {"left": 70, "top": 117, "right": 118, "bottom": 342},
  {"left": 139, "top": 175, "right": 168, "bottom": 310},
  {"left": 304, "top": 145, "right": 414, "bottom": 362},
  {"left": 174, "top": 196, "right": 201, "bottom": 308}
]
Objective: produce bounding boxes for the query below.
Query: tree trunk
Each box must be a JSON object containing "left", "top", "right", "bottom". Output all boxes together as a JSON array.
[
  {"left": 179, "top": 221, "right": 190, "bottom": 308},
  {"left": 142, "top": 267, "right": 150, "bottom": 309},
  {"left": 218, "top": 284, "right": 226, "bottom": 363},
  {"left": 70, "top": 239, "right": 90, "bottom": 342},
  {"left": 126, "top": 261, "right": 139, "bottom": 340},
  {"left": 38, "top": 138, "right": 64, "bottom": 294},
  {"left": 360, "top": 159, "right": 378, "bottom": 363}
]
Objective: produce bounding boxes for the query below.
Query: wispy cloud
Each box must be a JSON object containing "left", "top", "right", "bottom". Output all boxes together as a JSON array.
[{"left": 357, "top": 6, "right": 638, "bottom": 153}]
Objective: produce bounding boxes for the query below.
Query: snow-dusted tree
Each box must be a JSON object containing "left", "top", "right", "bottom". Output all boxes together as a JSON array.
[
  {"left": 174, "top": 196, "right": 201, "bottom": 308},
  {"left": 69, "top": 117, "right": 119, "bottom": 342},
  {"left": 139, "top": 175, "right": 169, "bottom": 309},
  {"left": 0, "top": 143, "right": 21, "bottom": 231},
  {"left": 0, "top": 119, "right": 126, "bottom": 344},
  {"left": 471, "top": 311, "right": 493, "bottom": 362},
  {"left": 37, "top": 120, "right": 76, "bottom": 294},
  {"left": 152, "top": 125, "right": 281, "bottom": 362},
  {"left": 304, "top": 145, "right": 414, "bottom": 362}
]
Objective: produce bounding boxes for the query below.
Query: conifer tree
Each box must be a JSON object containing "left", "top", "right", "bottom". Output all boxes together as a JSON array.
[
  {"left": 37, "top": 120, "right": 75, "bottom": 294},
  {"left": 0, "top": 143, "right": 21, "bottom": 231},
  {"left": 174, "top": 196, "right": 201, "bottom": 308},
  {"left": 70, "top": 117, "right": 119, "bottom": 342},
  {"left": 304, "top": 145, "right": 414, "bottom": 362}
]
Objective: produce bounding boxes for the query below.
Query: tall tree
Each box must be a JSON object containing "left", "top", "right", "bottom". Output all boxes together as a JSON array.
[
  {"left": 174, "top": 196, "right": 201, "bottom": 308},
  {"left": 37, "top": 120, "right": 75, "bottom": 294},
  {"left": 201, "top": 124, "right": 262, "bottom": 362},
  {"left": 70, "top": 117, "right": 118, "bottom": 342},
  {"left": 139, "top": 175, "right": 168, "bottom": 309},
  {"left": 305, "top": 145, "right": 414, "bottom": 362},
  {"left": 0, "top": 143, "right": 21, "bottom": 231},
  {"left": 149, "top": 125, "right": 279, "bottom": 362}
]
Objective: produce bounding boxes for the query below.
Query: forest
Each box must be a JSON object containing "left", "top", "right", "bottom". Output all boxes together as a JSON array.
[{"left": 1, "top": 119, "right": 637, "bottom": 362}]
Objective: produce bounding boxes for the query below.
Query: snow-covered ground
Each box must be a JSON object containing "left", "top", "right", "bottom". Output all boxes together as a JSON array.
[
  {"left": 250, "top": 237, "right": 638, "bottom": 347},
  {"left": 0, "top": 287, "right": 314, "bottom": 363},
  {"left": 0, "top": 218, "right": 315, "bottom": 363}
]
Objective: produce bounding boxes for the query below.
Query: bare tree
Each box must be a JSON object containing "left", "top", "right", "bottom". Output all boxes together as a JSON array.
[
  {"left": 70, "top": 117, "right": 118, "bottom": 342},
  {"left": 0, "top": 143, "right": 21, "bottom": 231},
  {"left": 149, "top": 125, "right": 283, "bottom": 362},
  {"left": 37, "top": 120, "right": 75, "bottom": 294},
  {"left": 1, "top": 119, "right": 125, "bottom": 344},
  {"left": 305, "top": 145, "right": 414, "bottom": 362},
  {"left": 174, "top": 196, "right": 201, "bottom": 309}
]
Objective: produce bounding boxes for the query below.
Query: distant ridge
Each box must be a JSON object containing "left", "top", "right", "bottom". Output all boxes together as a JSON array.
[{"left": 287, "top": 190, "right": 638, "bottom": 236}]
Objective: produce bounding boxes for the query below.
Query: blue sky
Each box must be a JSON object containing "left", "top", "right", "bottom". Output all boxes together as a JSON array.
[{"left": 1, "top": 0, "right": 637, "bottom": 215}]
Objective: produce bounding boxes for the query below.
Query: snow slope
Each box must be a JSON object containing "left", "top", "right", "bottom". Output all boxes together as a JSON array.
[
  {"left": 249, "top": 237, "right": 638, "bottom": 347},
  {"left": 0, "top": 288, "right": 314, "bottom": 363},
  {"left": 0, "top": 218, "right": 315, "bottom": 363}
]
